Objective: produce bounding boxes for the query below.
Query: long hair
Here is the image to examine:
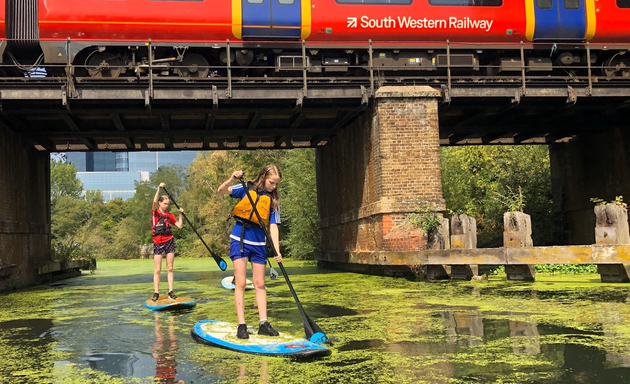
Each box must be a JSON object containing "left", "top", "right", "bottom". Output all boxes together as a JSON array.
[{"left": 249, "top": 164, "right": 282, "bottom": 211}]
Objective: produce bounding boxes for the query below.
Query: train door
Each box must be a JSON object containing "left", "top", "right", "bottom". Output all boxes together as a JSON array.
[
  {"left": 241, "top": 0, "right": 302, "bottom": 38},
  {"left": 532, "top": 0, "right": 587, "bottom": 40}
]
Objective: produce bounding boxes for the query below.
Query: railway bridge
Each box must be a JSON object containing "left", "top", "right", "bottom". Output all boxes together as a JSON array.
[{"left": 2, "top": 60, "right": 630, "bottom": 289}]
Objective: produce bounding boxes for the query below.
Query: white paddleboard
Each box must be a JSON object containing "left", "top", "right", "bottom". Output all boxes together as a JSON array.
[{"left": 221, "top": 276, "right": 254, "bottom": 290}]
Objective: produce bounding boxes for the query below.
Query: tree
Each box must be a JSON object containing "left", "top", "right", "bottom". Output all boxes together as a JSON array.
[
  {"left": 441, "top": 145, "right": 554, "bottom": 247},
  {"left": 280, "top": 149, "right": 319, "bottom": 259},
  {"left": 50, "top": 159, "right": 83, "bottom": 208}
]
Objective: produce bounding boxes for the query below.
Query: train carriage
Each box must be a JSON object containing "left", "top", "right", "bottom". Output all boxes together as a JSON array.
[{"left": 0, "top": 0, "right": 629, "bottom": 78}]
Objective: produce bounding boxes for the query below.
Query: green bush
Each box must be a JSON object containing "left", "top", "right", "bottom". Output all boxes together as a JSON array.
[{"left": 51, "top": 238, "right": 96, "bottom": 272}]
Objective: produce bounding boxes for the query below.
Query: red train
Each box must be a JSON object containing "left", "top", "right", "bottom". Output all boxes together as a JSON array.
[{"left": 1, "top": 0, "right": 630, "bottom": 78}]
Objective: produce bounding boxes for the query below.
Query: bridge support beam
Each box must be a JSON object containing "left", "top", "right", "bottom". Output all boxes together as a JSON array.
[
  {"left": 316, "top": 86, "right": 444, "bottom": 270},
  {"left": 0, "top": 122, "right": 51, "bottom": 291},
  {"left": 550, "top": 127, "right": 630, "bottom": 245}
]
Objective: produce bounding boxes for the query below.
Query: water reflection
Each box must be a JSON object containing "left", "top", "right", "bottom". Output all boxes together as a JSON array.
[
  {"left": 238, "top": 361, "right": 269, "bottom": 384},
  {"left": 509, "top": 320, "right": 540, "bottom": 355},
  {"left": 441, "top": 311, "right": 485, "bottom": 347},
  {"left": 599, "top": 302, "right": 630, "bottom": 368},
  {"left": 152, "top": 313, "right": 184, "bottom": 384}
]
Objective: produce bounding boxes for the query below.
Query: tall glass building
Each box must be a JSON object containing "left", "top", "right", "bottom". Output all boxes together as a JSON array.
[{"left": 65, "top": 151, "right": 198, "bottom": 201}]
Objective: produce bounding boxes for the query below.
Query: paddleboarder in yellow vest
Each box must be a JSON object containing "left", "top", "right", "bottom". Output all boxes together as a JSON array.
[
  {"left": 217, "top": 165, "right": 283, "bottom": 339},
  {"left": 152, "top": 183, "right": 184, "bottom": 302}
]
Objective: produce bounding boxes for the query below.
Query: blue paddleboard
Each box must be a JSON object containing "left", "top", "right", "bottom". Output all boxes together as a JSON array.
[
  {"left": 221, "top": 276, "right": 254, "bottom": 290},
  {"left": 143, "top": 294, "right": 196, "bottom": 311},
  {"left": 191, "top": 320, "right": 331, "bottom": 358}
]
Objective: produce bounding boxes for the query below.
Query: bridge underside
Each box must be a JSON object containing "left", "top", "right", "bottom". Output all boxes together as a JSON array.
[
  {"left": 3, "top": 82, "right": 630, "bottom": 290},
  {"left": 1, "top": 84, "right": 629, "bottom": 152}
]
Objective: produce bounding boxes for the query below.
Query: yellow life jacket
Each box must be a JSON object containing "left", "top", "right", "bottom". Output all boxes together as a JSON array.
[{"left": 232, "top": 188, "right": 271, "bottom": 227}]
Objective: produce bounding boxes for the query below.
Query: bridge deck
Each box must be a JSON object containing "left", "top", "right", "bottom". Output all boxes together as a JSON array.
[{"left": 3, "top": 81, "right": 630, "bottom": 152}]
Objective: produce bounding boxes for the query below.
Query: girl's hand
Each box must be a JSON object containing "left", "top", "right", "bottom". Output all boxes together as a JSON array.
[
  {"left": 273, "top": 253, "right": 282, "bottom": 263},
  {"left": 159, "top": 182, "right": 166, "bottom": 188},
  {"left": 232, "top": 170, "right": 244, "bottom": 180},
  {"left": 178, "top": 208, "right": 184, "bottom": 214}
]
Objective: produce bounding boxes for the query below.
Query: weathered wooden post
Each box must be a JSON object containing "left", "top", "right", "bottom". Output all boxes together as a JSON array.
[
  {"left": 594, "top": 204, "right": 630, "bottom": 282},
  {"left": 449, "top": 214, "right": 479, "bottom": 280},
  {"left": 503, "top": 212, "right": 535, "bottom": 281},
  {"left": 426, "top": 217, "right": 451, "bottom": 280}
]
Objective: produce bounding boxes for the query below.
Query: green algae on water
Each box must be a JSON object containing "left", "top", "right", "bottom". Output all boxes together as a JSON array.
[{"left": 2, "top": 259, "right": 630, "bottom": 383}]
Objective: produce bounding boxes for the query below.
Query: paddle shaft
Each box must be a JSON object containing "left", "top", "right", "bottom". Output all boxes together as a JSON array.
[
  {"left": 162, "top": 187, "right": 227, "bottom": 271},
  {"left": 237, "top": 177, "right": 324, "bottom": 340}
]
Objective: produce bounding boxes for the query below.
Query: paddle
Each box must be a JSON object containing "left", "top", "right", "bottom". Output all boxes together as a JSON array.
[
  {"left": 237, "top": 177, "right": 327, "bottom": 344},
  {"left": 162, "top": 187, "right": 227, "bottom": 271},
  {"left": 268, "top": 260, "right": 279, "bottom": 280}
]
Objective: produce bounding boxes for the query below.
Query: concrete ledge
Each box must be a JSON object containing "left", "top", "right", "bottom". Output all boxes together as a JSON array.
[
  {"left": 375, "top": 86, "right": 442, "bottom": 98},
  {"left": 315, "top": 245, "right": 630, "bottom": 266},
  {"left": 0, "top": 264, "right": 17, "bottom": 278},
  {"left": 38, "top": 259, "right": 95, "bottom": 275}
]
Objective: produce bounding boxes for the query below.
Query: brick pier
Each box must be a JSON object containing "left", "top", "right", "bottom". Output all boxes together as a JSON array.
[{"left": 316, "top": 86, "right": 444, "bottom": 261}]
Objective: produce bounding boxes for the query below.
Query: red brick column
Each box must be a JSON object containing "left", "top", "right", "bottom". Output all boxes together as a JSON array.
[{"left": 316, "top": 86, "right": 444, "bottom": 255}]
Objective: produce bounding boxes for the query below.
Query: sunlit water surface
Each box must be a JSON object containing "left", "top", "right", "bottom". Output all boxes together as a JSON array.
[{"left": 1, "top": 259, "right": 630, "bottom": 383}]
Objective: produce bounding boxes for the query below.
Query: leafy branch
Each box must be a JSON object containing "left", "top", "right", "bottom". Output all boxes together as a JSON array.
[{"left": 492, "top": 185, "right": 526, "bottom": 212}]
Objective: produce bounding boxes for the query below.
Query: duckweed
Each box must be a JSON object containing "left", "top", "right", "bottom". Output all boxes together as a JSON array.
[{"left": 1, "top": 259, "right": 630, "bottom": 383}]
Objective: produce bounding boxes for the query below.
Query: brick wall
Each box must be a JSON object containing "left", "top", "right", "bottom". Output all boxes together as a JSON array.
[{"left": 317, "top": 86, "right": 444, "bottom": 253}]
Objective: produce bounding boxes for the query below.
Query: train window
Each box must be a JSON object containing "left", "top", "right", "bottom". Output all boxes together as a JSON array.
[
  {"left": 278, "top": 0, "right": 295, "bottom": 3},
  {"left": 247, "top": 0, "right": 264, "bottom": 3},
  {"left": 536, "top": 0, "right": 552, "bottom": 9},
  {"left": 617, "top": 0, "right": 630, "bottom": 7},
  {"left": 428, "top": 0, "right": 501, "bottom": 6},
  {"left": 564, "top": 0, "right": 579, "bottom": 9},
  {"left": 336, "top": 0, "right": 412, "bottom": 4}
]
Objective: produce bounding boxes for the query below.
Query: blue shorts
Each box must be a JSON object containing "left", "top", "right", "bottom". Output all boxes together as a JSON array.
[{"left": 229, "top": 240, "right": 267, "bottom": 265}]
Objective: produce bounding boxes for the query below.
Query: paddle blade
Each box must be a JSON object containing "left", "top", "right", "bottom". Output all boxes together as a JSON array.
[
  {"left": 270, "top": 267, "right": 278, "bottom": 280},
  {"left": 217, "top": 258, "right": 228, "bottom": 271},
  {"left": 310, "top": 332, "right": 327, "bottom": 344},
  {"left": 303, "top": 315, "right": 327, "bottom": 344}
]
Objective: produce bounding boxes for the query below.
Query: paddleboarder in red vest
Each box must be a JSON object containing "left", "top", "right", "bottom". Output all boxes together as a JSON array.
[
  {"left": 152, "top": 182, "right": 184, "bottom": 302},
  {"left": 217, "top": 165, "right": 283, "bottom": 339}
]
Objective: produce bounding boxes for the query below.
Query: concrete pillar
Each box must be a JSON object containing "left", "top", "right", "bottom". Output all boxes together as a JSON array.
[
  {"left": 0, "top": 122, "right": 51, "bottom": 291},
  {"left": 550, "top": 128, "right": 630, "bottom": 245},
  {"left": 450, "top": 214, "right": 479, "bottom": 280},
  {"left": 503, "top": 212, "right": 535, "bottom": 281},
  {"left": 594, "top": 204, "right": 630, "bottom": 282},
  {"left": 316, "top": 86, "right": 444, "bottom": 261}
]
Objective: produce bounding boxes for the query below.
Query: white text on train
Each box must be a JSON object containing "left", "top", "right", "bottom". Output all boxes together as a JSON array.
[{"left": 348, "top": 16, "right": 494, "bottom": 32}]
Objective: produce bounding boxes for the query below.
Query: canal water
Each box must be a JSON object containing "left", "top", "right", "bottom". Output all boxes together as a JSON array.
[{"left": 1, "top": 259, "right": 630, "bottom": 383}]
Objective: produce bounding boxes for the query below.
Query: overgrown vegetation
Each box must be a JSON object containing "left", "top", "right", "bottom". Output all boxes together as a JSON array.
[
  {"left": 590, "top": 195, "right": 627, "bottom": 209},
  {"left": 493, "top": 185, "right": 526, "bottom": 213},
  {"left": 407, "top": 201, "right": 443, "bottom": 235},
  {"left": 51, "top": 238, "right": 96, "bottom": 272},
  {"left": 441, "top": 146, "right": 554, "bottom": 247}
]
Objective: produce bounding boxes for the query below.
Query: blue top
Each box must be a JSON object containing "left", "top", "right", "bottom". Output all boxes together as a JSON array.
[{"left": 230, "top": 183, "right": 280, "bottom": 247}]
